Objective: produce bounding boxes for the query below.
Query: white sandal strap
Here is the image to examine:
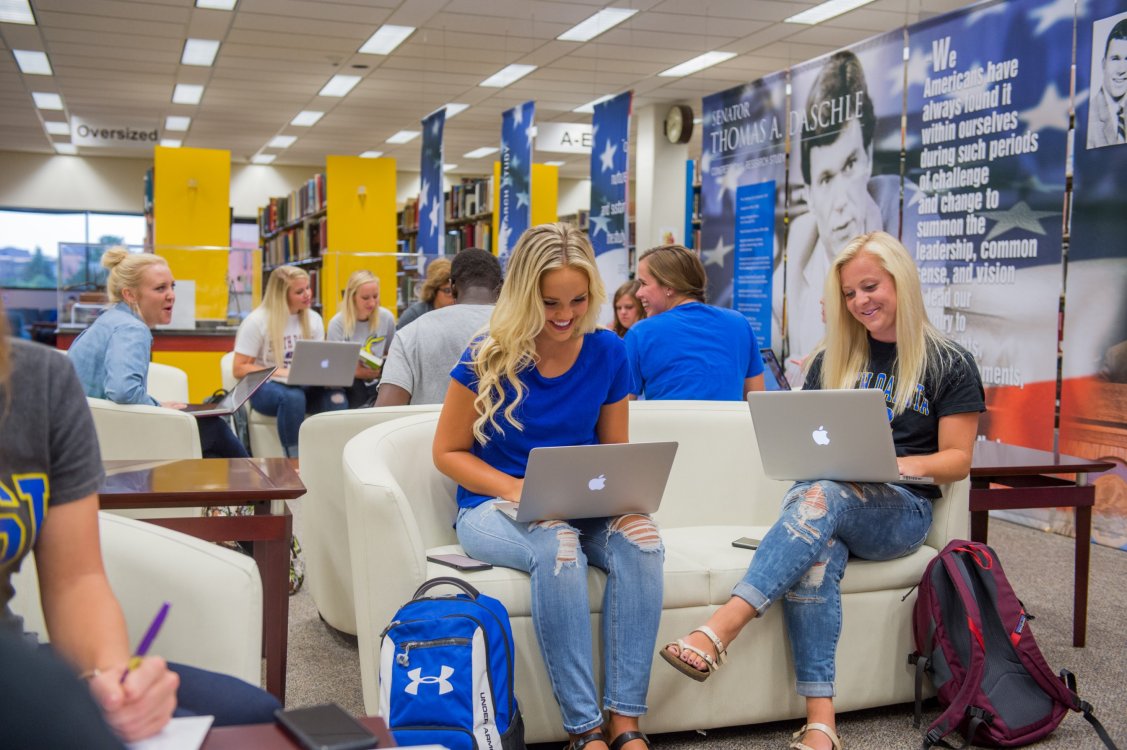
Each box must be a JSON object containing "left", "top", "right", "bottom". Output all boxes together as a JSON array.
[
  {"left": 790, "top": 723, "right": 842, "bottom": 750},
  {"left": 692, "top": 625, "right": 728, "bottom": 666}
]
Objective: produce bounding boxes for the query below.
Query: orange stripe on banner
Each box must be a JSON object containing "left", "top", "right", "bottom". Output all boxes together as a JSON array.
[{"left": 978, "top": 381, "right": 1055, "bottom": 451}]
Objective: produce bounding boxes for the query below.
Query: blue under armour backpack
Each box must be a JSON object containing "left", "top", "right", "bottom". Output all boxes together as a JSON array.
[{"left": 379, "top": 577, "right": 525, "bottom": 750}]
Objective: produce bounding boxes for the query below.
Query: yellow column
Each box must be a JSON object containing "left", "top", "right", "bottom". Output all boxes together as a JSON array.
[
  {"left": 491, "top": 162, "right": 559, "bottom": 255},
  {"left": 323, "top": 156, "right": 398, "bottom": 321}
]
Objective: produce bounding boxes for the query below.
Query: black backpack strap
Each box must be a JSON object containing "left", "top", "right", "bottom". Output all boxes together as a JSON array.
[
  {"left": 413, "top": 576, "right": 481, "bottom": 600},
  {"left": 1060, "top": 670, "right": 1121, "bottom": 750},
  {"left": 909, "top": 652, "right": 929, "bottom": 728}
]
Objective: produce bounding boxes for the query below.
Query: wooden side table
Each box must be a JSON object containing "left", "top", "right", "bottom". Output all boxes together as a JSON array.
[
  {"left": 99, "top": 458, "right": 307, "bottom": 701},
  {"left": 970, "top": 441, "right": 1113, "bottom": 647}
]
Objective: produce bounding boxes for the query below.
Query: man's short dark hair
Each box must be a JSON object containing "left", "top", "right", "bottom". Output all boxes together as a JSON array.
[
  {"left": 450, "top": 247, "right": 503, "bottom": 298},
  {"left": 800, "top": 50, "right": 876, "bottom": 186},
  {"left": 1106, "top": 18, "right": 1127, "bottom": 58}
]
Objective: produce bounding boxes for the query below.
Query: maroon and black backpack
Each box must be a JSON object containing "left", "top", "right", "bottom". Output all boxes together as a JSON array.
[{"left": 909, "top": 540, "right": 1118, "bottom": 749}]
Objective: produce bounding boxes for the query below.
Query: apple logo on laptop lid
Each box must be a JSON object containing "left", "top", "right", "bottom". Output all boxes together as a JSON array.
[
  {"left": 320, "top": 358, "right": 330, "bottom": 369},
  {"left": 588, "top": 474, "right": 606, "bottom": 491},
  {"left": 812, "top": 426, "right": 830, "bottom": 446}
]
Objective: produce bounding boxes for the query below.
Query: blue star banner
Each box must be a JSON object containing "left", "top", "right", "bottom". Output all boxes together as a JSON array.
[
  {"left": 498, "top": 100, "right": 534, "bottom": 258},
  {"left": 1061, "top": 0, "right": 1127, "bottom": 550},
  {"left": 700, "top": 75, "right": 786, "bottom": 352},
  {"left": 418, "top": 107, "right": 446, "bottom": 256},
  {"left": 905, "top": 0, "right": 1069, "bottom": 451},
  {"left": 786, "top": 31, "right": 905, "bottom": 365},
  {"left": 589, "top": 91, "right": 632, "bottom": 321}
]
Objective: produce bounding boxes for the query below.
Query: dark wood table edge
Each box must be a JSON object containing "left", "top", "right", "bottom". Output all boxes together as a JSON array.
[{"left": 202, "top": 715, "right": 395, "bottom": 749}]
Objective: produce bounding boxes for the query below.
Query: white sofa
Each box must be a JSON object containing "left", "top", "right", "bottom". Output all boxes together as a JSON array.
[
  {"left": 10, "top": 512, "right": 263, "bottom": 684},
  {"left": 147, "top": 361, "right": 190, "bottom": 404},
  {"left": 342, "top": 401, "right": 968, "bottom": 743},
  {"left": 298, "top": 405, "right": 442, "bottom": 634}
]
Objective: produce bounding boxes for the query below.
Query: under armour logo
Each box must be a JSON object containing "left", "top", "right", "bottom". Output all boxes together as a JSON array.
[{"left": 404, "top": 665, "right": 455, "bottom": 695}]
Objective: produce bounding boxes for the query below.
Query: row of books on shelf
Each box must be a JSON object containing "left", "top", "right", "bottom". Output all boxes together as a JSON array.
[
  {"left": 447, "top": 177, "right": 492, "bottom": 221},
  {"left": 447, "top": 220, "right": 492, "bottom": 254},
  {"left": 258, "top": 174, "right": 327, "bottom": 235},
  {"left": 262, "top": 216, "right": 327, "bottom": 267}
]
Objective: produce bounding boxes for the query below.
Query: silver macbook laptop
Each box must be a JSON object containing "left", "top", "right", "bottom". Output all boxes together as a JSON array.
[
  {"left": 274, "top": 340, "right": 361, "bottom": 387},
  {"left": 495, "top": 442, "right": 679, "bottom": 523},
  {"left": 182, "top": 365, "right": 276, "bottom": 417},
  {"left": 746, "top": 389, "right": 933, "bottom": 484}
]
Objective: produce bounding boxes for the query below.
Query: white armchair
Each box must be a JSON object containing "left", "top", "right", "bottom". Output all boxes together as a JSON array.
[
  {"left": 146, "top": 361, "right": 190, "bottom": 404},
  {"left": 221, "top": 351, "right": 283, "bottom": 458},
  {"left": 10, "top": 512, "right": 263, "bottom": 684},
  {"left": 297, "top": 405, "right": 442, "bottom": 634}
]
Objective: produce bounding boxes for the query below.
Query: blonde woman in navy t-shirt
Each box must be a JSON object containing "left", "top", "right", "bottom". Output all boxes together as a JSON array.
[
  {"left": 433, "top": 223, "right": 662, "bottom": 750},
  {"left": 625, "top": 244, "right": 764, "bottom": 400}
]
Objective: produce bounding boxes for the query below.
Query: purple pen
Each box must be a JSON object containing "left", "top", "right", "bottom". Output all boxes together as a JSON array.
[{"left": 121, "top": 601, "right": 171, "bottom": 684}]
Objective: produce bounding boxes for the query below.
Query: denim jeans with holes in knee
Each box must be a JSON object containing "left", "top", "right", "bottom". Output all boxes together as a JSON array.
[
  {"left": 456, "top": 501, "right": 664, "bottom": 734},
  {"left": 731, "top": 481, "right": 932, "bottom": 698}
]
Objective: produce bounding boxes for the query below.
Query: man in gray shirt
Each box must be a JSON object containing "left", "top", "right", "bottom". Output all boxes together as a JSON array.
[{"left": 377, "top": 248, "right": 502, "bottom": 406}]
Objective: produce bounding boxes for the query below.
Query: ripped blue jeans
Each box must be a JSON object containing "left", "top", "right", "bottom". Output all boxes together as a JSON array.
[
  {"left": 732, "top": 481, "right": 932, "bottom": 698},
  {"left": 456, "top": 502, "right": 665, "bottom": 734}
]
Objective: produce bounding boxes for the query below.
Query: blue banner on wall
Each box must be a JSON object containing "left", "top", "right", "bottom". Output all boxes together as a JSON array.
[
  {"left": 905, "top": 0, "right": 1070, "bottom": 450},
  {"left": 418, "top": 108, "right": 446, "bottom": 256},
  {"left": 700, "top": 75, "right": 787, "bottom": 350},
  {"left": 589, "top": 91, "right": 632, "bottom": 322},
  {"left": 786, "top": 31, "right": 905, "bottom": 364},
  {"left": 498, "top": 101, "right": 534, "bottom": 257}
]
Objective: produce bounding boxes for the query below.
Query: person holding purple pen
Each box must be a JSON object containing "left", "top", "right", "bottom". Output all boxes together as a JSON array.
[{"left": 0, "top": 299, "right": 279, "bottom": 743}]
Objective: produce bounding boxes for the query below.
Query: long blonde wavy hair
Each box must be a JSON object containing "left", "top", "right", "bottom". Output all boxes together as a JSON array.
[
  {"left": 340, "top": 270, "right": 380, "bottom": 339},
  {"left": 812, "top": 231, "right": 962, "bottom": 416},
  {"left": 261, "top": 265, "right": 314, "bottom": 365},
  {"left": 471, "top": 223, "right": 606, "bottom": 443}
]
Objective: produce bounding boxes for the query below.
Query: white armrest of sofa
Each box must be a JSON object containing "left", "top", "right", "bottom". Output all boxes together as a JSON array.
[
  {"left": 298, "top": 404, "right": 442, "bottom": 634},
  {"left": 342, "top": 402, "right": 970, "bottom": 742},
  {"left": 10, "top": 513, "right": 263, "bottom": 685},
  {"left": 147, "top": 361, "right": 190, "bottom": 404},
  {"left": 87, "top": 397, "right": 202, "bottom": 461}
]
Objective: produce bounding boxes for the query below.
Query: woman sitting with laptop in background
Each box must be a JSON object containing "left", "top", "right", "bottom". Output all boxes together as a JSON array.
[
  {"left": 69, "top": 248, "right": 248, "bottom": 459},
  {"left": 624, "top": 244, "right": 764, "bottom": 399},
  {"left": 233, "top": 265, "right": 346, "bottom": 458},
  {"left": 660, "top": 232, "right": 985, "bottom": 750},
  {"left": 433, "top": 223, "right": 663, "bottom": 750},
  {"left": 326, "top": 270, "right": 395, "bottom": 408}
]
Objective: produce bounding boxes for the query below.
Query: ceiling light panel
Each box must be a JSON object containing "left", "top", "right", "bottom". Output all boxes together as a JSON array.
[
  {"left": 161, "top": 139, "right": 182, "bottom": 148},
  {"left": 444, "top": 103, "right": 469, "bottom": 118},
  {"left": 181, "top": 38, "right": 220, "bottom": 66},
  {"left": 319, "top": 74, "right": 361, "bottom": 97},
  {"left": 32, "top": 91, "right": 63, "bottom": 109},
  {"left": 54, "top": 143, "right": 77, "bottom": 155},
  {"left": 573, "top": 93, "right": 615, "bottom": 114},
  {"left": 463, "top": 146, "right": 499, "bottom": 159},
  {"left": 291, "top": 110, "right": 324, "bottom": 126},
  {"left": 0, "top": 1, "right": 35, "bottom": 24},
  {"left": 557, "top": 8, "right": 638, "bottom": 42},
  {"left": 172, "top": 84, "right": 204, "bottom": 104},
  {"left": 386, "top": 130, "right": 420, "bottom": 144},
  {"left": 165, "top": 115, "right": 191, "bottom": 131},
  {"left": 785, "top": 0, "right": 877, "bottom": 24},
  {"left": 545, "top": 161, "right": 566, "bottom": 167},
  {"left": 358, "top": 24, "right": 415, "bottom": 55},
  {"left": 195, "top": 0, "right": 237, "bottom": 9},
  {"left": 44, "top": 121, "right": 69, "bottom": 135},
  {"left": 13, "top": 49, "right": 52, "bottom": 75},
  {"left": 443, "top": 164, "right": 457, "bottom": 172},
  {"left": 359, "top": 150, "right": 383, "bottom": 158},
  {"left": 269, "top": 135, "right": 297, "bottom": 148},
  {"left": 251, "top": 154, "right": 276, "bottom": 164},
  {"left": 658, "top": 51, "right": 737, "bottom": 77},
  {"left": 479, "top": 64, "right": 537, "bottom": 88}
]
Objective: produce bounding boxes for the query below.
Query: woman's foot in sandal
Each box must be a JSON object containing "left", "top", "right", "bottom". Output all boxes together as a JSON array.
[
  {"left": 566, "top": 729, "right": 608, "bottom": 750},
  {"left": 659, "top": 597, "right": 757, "bottom": 680},
  {"left": 788, "top": 722, "right": 841, "bottom": 750},
  {"left": 606, "top": 714, "right": 651, "bottom": 750}
]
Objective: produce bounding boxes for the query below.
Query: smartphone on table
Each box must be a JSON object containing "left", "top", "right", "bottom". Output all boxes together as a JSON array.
[
  {"left": 275, "top": 704, "right": 378, "bottom": 750},
  {"left": 732, "top": 536, "right": 762, "bottom": 550},
  {"left": 427, "top": 552, "right": 494, "bottom": 572}
]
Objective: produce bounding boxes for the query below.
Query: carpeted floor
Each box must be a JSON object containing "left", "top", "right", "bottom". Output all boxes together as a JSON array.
[{"left": 282, "top": 515, "right": 1127, "bottom": 749}]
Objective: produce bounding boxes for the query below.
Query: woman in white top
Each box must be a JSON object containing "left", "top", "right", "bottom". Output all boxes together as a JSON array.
[
  {"left": 326, "top": 270, "right": 396, "bottom": 408},
  {"left": 233, "top": 265, "right": 346, "bottom": 457}
]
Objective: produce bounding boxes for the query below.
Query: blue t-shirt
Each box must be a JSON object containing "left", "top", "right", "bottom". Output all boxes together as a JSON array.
[
  {"left": 624, "top": 302, "right": 763, "bottom": 401},
  {"left": 450, "top": 328, "right": 632, "bottom": 509}
]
